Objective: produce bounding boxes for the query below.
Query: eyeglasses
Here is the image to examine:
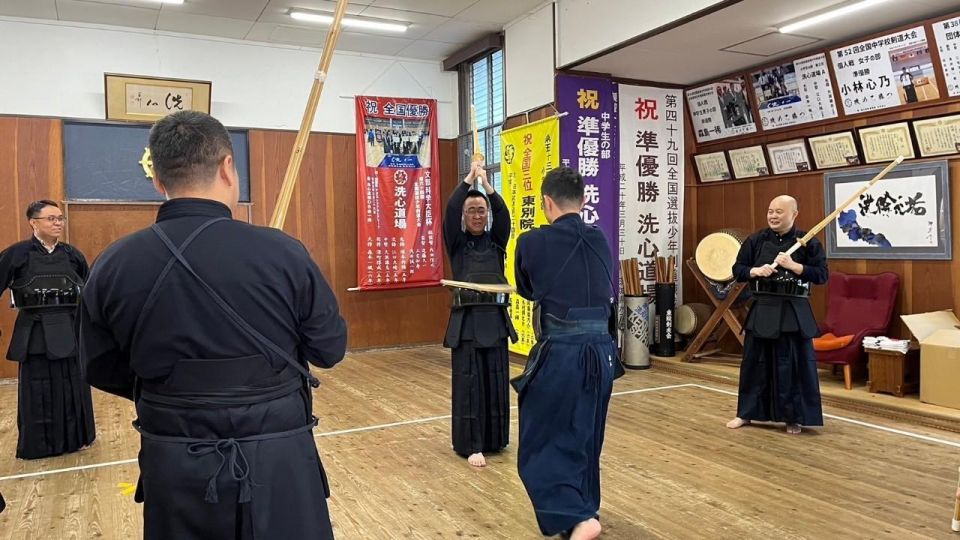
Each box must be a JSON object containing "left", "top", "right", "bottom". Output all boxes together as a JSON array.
[
  {"left": 33, "top": 216, "right": 66, "bottom": 223},
  {"left": 465, "top": 208, "right": 487, "bottom": 216}
]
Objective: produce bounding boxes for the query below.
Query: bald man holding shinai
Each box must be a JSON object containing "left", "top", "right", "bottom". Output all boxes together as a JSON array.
[{"left": 727, "top": 195, "right": 828, "bottom": 435}]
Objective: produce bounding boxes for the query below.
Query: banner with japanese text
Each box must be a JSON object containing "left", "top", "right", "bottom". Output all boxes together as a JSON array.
[
  {"left": 557, "top": 74, "right": 621, "bottom": 276},
  {"left": 501, "top": 116, "right": 559, "bottom": 355},
  {"left": 355, "top": 96, "right": 443, "bottom": 290},
  {"left": 618, "top": 85, "right": 685, "bottom": 307}
]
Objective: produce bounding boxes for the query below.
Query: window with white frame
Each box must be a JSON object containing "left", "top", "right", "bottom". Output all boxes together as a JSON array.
[{"left": 458, "top": 49, "right": 505, "bottom": 190}]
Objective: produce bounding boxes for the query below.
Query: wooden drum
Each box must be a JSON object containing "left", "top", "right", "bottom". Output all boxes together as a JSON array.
[
  {"left": 675, "top": 303, "right": 713, "bottom": 337},
  {"left": 694, "top": 229, "right": 748, "bottom": 282}
]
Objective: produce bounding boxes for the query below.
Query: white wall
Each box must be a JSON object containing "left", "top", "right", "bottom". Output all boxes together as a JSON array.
[
  {"left": 504, "top": 3, "right": 556, "bottom": 116},
  {"left": 0, "top": 17, "right": 459, "bottom": 138},
  {"left": 555, "top": 0, "right": 726, "bottom": 68}
]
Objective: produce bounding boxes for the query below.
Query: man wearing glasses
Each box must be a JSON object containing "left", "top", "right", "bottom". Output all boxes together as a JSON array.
[
  {"left": 442, "top": 159, "right": 515, "bottom": 468},
  {"left": 0, "top": 200, "right": 95, "bottom": 459}
]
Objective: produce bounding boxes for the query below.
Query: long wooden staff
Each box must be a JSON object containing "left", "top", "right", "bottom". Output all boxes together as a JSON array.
[
  {"left": 952, "top": 465, "right": 959, "bottom": 532},
  {"left": 770, "top": 155, "right": 904, "bottom": 269},
  {"left": 470, "top": 105, "right": 484, "bottom": 191},
  {"left": 268, "top": 0, "right": 350, "bottom": 230}
]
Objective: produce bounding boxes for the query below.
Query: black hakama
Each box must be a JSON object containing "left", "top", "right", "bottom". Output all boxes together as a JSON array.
[
  {"left": 451, "top": 340, "right": 510, "bottom": 456},
  {"left": 17, "top": 353, "right": 96, "bottom": 459},
  {"left": 735, "top": 333, "right": 824, "bottom": 426}
]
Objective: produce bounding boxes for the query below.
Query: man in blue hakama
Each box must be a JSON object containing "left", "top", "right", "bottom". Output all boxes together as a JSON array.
[{"left": 513, "top": 166, "right": 621, "bottom": 540}]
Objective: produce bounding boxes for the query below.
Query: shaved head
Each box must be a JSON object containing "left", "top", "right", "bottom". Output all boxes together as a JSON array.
[{"left": 767, "top": 195, "right": 798, "bottom": 233}]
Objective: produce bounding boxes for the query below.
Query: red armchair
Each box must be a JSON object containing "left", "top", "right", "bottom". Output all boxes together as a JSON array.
[{"left": 816, "top": 272, "right": 900, "bottom": 390}]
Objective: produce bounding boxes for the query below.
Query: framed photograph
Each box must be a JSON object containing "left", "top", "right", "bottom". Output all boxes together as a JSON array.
[
  {"left": 808, "top": 131, "right": 861, "bottom": 169},
  {"left": 823, "top": 160, "right": 951, "bottom": 260},
  {"left": 766, "top": 139, "right": 811, "bottom": 174},
  {"left": 105, "top": 73, "right": 212, "bottom": 123},
  {"left": 857, "top": 122, "right": 916, "bottom": 163},
  {"left": 912, "top": 114, "right": 960, "bottom": 157},
  {"left": 693, "top": 152, "right": 731, "bottom": 183},
  {"left": 727, "top": 145, "right": 769, "bottom": 179}
]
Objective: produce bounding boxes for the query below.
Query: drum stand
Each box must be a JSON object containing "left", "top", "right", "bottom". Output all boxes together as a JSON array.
[{"left": 683, "top": 259, "right": 748, "bottom": 363}]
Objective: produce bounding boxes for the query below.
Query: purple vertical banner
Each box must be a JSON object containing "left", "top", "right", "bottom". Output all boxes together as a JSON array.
[{"left": 557, "top": 74, "right": 621, "bottom": 274}]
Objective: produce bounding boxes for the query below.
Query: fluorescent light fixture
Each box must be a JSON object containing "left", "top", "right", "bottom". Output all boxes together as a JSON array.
[
  {"left": 137, "top": 0, "right": 185, "bottom": 4},
  {"left": 289, "top": 9, "right": 409, "bottom": 33},
  {"left": 778, "top": 0, "right": 891, "bottom": 34}
]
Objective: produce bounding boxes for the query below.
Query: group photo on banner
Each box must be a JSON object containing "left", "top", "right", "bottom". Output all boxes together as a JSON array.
[
  {"left": 501, "top": 115, "right": 558, "bottom": 355},
  {"left": 355, "top": 96, "right": 443, "bottom": 290}
]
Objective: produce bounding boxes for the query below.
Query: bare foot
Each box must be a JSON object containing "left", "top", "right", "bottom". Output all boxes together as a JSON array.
[
  {"left": 570, "top": 518, "right": 601, "bottom": 540},
  {"left": 786, "top": 424, "right": 802, "bottom": 435},
  {"left": 467, "top": 453, "right": 486, "bottom": 467},
  {"left": 726, "top": 417, "right": 749, "bottom": 429}
]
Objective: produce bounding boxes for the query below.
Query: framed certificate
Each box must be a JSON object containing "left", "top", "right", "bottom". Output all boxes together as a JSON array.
[
  {"left": 857, "top": 122, "right": 916, "bottom": 163},
  {"left": 693, "top": 152, "right": 731, "bottom": 183},
  {"left": 808, "top": 131, "right": 861, "bottom": 169},
  {"left": 727, "top": 145, "right": 769, "bottom": 179},
  {"left": 912, "top": 114, "right": 960, "bottom": 157},
  {"left": 766, "top": 139, "right": 812, "bottom": 174}
]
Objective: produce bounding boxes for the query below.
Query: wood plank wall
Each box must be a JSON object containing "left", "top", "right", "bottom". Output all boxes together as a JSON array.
[
  {"left": 0, "top": 117, "right": 458, "bottom": 378},
  {"left": 0, "top": 118, "right": 64, "bottom": 379},
  {"left": 685, "top": 100, "right": 960, "bottom": 341}
]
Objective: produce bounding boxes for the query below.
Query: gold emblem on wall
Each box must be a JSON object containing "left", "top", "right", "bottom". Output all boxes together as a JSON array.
[{"left": 139, "top": 147, "right": 154, "bottom": 179}]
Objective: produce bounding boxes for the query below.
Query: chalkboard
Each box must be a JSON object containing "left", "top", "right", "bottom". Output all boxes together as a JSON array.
[{"left": 64, "top": 121, "right": 250, "bottom": 202}]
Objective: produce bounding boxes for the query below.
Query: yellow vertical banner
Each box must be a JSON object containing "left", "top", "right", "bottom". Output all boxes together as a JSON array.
[{"left": 501, "top": 116, "right": 559, "bottom": 355}]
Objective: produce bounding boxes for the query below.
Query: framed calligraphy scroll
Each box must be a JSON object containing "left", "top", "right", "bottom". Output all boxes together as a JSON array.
[
  {"left": 105, "top": 73, "right": 212, "bottom": 123},
  {"left": 823, "top": 160, "right": 951, "bottom": 260}
]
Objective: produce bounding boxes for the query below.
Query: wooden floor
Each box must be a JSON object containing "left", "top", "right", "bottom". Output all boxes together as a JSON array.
[{"left": 0, "top": 345, "right": 958, "bottom": 539}]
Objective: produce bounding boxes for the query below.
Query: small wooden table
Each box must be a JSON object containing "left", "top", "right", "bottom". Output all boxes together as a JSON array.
[{"left": 866, "top": 347, "right": 920, "bottom": 397}]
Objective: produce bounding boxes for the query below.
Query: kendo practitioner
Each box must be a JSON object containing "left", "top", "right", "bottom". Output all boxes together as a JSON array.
[
  {"left": 727, "top": 195, "right": 827, "bottom": 435},
  {"left": 79, "top": 111, "right": 347, "bottom": 540},
  {"left": 513, "top": 167, "right": 621, "bottom": 540},
  {"left": 0, "top": 200, "right": 95, "bottom": 459},
  {"left": 442, "top": 158, "right": 515, "bottom": 468}
]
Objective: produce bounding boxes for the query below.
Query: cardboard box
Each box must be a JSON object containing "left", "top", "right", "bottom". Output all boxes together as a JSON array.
[{"left": 901, "top": 310, "right": 960, "bottom": 410}]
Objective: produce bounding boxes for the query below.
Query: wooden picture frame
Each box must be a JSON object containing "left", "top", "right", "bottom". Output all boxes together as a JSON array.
[
  {"left": 824, "top": 160, "right": 951, "bottom": 260},
  {"left": 766, "top": 138, "right": 812, "bottom": 174},
  {"left": 808, "top": 131, "right": 861, "bottom": 169},
  {"left": 693, "top": 151, "right": 732, "bottom": 183},
  {"left": 912, "top": 114, "right": 960, "bottom": 157},
  {"left": 857, "top": 122, "right": 916, "bottom": 163},
  {"left": 104, "top": 73, "right": 212, "bottom": 123},
  {"left": 727, "top": 145, "right": 769, "bottom": 179}
]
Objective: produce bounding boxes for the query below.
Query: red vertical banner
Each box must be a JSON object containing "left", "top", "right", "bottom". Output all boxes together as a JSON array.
[{"left": 355, "top": 96, "right": 443, "bottom": 290}]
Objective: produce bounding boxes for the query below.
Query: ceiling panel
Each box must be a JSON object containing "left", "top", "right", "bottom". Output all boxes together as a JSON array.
[
  {"left": 55, "top": 0, "right": 159, "bottom": 29},
  {"left": 0, "top": 0, "right": 58, "bottom": 19},
  {"left": 370, "top": 0, "right": 477, "bottom": 18},
  {"left": 163, "top": 0, "right": 271, "bottom": 21},
  {"left": 157, "top": 11, "right": 255, "bottom": 39},
  {"left": 354, "top": 6, "right": 448, "bottom": 40},
  {"left": 723, "top": 32, "right": 821, "bottom": 57},
  {"left": 454, "top": 0, "right": 545, "bottom": 25}
]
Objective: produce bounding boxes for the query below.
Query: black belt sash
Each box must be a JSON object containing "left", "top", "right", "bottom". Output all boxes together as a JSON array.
[{"left": 134, "top": 417, "right": 318, "bottom": 504}]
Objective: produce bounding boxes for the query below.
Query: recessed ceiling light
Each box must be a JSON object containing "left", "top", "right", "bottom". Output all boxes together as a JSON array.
[
  {"left": 289, "top": 9, "right": 409, "bottom": 33},
  {"left": 779, "top": 0, "right": 891, "bottom": 34}
]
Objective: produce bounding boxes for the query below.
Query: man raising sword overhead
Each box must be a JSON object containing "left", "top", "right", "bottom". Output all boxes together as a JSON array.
[{"left": 442, "top": 159, "right": 516, "bottom": 468}]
